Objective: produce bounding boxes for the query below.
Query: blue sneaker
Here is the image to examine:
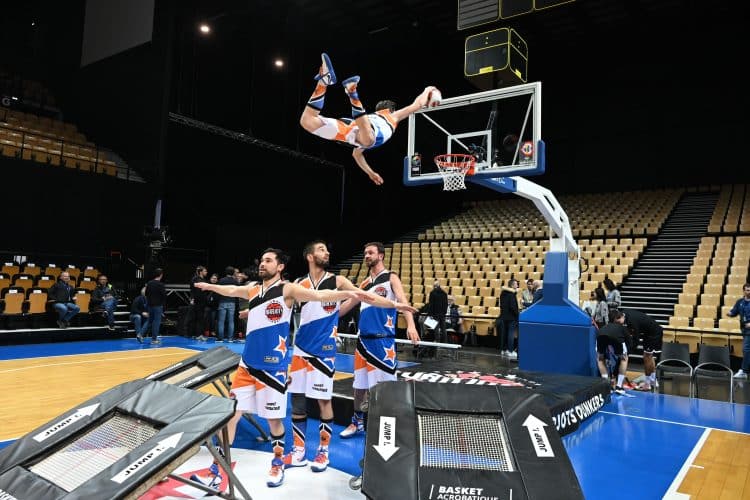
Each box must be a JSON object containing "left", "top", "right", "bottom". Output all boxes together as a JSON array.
[
  {"left": 190, "top": 472, "right": 222, "bottom": 489},
  {"left": 314, "top": 53, "right": 337, "bottom": 86},
  {"left": 342, "top": 75, "right": 361, "bottom": 93},
  {"left": 267, "top": 457, "right": 285, "bottom": 487}
]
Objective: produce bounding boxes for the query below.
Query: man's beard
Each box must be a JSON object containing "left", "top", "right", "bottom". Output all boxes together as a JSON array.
[
  {"left": 314, "top": 256, "right": 329, "bottom": 269},
  {"left": 258, "top": 269, "right": 274, "bottom": 280}
]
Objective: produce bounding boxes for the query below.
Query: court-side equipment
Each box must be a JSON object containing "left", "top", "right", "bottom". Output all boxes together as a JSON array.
[
  {"left": 145, "top": 345, "right": 269, "bottom": 442},
  {"left": 404, "top": 81, "right": 599, "bottom": 377},
  {"left": 360, "top": 380, "right": 584, "bottom": 500},
  {"left": 0, "top": 380, "right": 251, "bottom": 500}
]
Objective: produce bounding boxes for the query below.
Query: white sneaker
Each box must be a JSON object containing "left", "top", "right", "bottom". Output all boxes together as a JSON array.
[
  {"left": 282, "top": 447, "right": 307, "bottom": 468},
  {"left": 266, "top": 457, "right": 285, "bottom": 487},
  {"left": 500, "top": 350, "right": 509, "bottom": 357},
  {"left": 508, "top": 351, "right": 518, "bottom": 360},
  {"left": 339, "top": 422, "right": 364, "bottom": 438},
  {"left": 734, "top": 370, "right": 747, "bottom": 379},
  {"left": 310, "top": 448, "right": 329, "bottom": 472}
]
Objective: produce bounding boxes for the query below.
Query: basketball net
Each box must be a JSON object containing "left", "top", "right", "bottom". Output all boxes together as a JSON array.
[{"left": 434, "top": 154, "right": 475, "bottom": 191}]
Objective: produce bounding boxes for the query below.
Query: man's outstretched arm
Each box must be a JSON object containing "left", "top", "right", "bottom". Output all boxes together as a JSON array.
[
  {"left": 352, "top": 148, "right": 384, "bottom": 185},
  {"left": 391, "top": 86, "right": 436, "bottom": 123}
]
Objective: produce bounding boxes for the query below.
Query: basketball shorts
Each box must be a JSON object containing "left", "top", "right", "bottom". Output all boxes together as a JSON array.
[
  {"left": 642, "top": 335, "right": 663, "bottom": 354},
  {"left": 288, "top": 354, "right": 335, "bottom": 400},
  {"left": 230, "top": 364, "right": 288, "bottom": 419},
  {"left": 353, "top": 337, "right": 397, "bottom": 390},
  {"left": 597, "top": 335, "right": 628, "bottom": 357},
  {"left": 311, "top": 114, "right": 392, "bottom": 149}
]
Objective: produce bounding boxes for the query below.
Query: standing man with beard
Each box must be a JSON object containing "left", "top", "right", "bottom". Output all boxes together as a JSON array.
[
  {"left": 286, "top": 240, "right": 415, "bottom": 474},
  {"left": 338, "top": 241, "right": 420, "bottom": 438}
]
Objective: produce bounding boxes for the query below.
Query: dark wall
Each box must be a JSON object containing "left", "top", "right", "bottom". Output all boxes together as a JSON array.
[{"left": 0, "top": 159, "right": 154, "bottom": 259}]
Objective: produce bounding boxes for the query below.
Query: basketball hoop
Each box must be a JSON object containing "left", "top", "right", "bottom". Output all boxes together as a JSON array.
[{"left": 434, "top": 154, "right": 475, "bottom": 191}]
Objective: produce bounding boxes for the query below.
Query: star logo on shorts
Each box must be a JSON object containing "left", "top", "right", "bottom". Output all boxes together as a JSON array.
[
  {"left": 330, "top": 326, "right": 338, "bottom": 339},
  {"left": 384, "top": 346, "right": 396, "bottom": 362},
  {"left": 274, "top": 336, "right": 287, "bottom": 357}
]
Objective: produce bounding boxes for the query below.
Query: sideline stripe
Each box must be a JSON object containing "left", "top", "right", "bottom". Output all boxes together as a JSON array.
[
  {"left": 599, "top": 410, "right": 750, "bottom": 435},
  {"left": 0, "top": 351, "right": 191, "bottom": 374},
  {"left": 662, "top": 427, "right": 710, "bottom": 500}
]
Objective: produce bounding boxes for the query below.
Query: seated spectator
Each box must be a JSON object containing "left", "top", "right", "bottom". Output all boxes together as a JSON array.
[
  {"left": 130, "top": 288, "right": 149, "bottom": 343},
  {"left": 521, "top": 278, "right": 535, "bottom": 308},
  {"left": 47, "top": 271, "right": 79, "bottom": 328},
  {"left": 91, "top": 274, "right": 118, "bottom": 330}
]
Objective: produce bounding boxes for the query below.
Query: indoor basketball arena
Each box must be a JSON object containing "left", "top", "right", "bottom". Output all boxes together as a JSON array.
[{"left": 1, "top": 1, "right": 748, "bottom": 499}]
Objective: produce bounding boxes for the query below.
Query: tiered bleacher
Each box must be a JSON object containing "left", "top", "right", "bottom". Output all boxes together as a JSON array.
[
  {"left": 0, "top": 72, "right": 122, "bottom": 176},
  {"left": 337, "top": 186, "right": 748, "bottom": 355},
  {"left": 0, "top": 260, "right": 102, "bottom": 328}
]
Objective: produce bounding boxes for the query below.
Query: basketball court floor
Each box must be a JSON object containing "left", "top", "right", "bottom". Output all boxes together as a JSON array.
[{"left": 1, "top": 336, "right": 749, "bottom": 499}]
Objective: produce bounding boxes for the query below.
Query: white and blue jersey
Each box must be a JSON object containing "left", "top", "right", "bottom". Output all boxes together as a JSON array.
[
  {"left": 242, "top": 280, "right": 292, "bottom": 372},
  {"left": 294, "top": 272, "right": 339, "bottom": 359}
]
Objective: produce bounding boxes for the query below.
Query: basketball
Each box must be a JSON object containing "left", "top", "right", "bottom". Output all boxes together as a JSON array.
[{"left": 427, "top": 88, "right": 442, "bottom": 107}]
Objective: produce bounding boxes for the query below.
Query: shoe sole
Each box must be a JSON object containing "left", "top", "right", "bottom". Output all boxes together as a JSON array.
[
  {"left": 311, "top": 464, "right": 328, "bottom": 473},
  {"left": 342, "top": 76, "right": 360, "bottom": 87},
  {"left": 284, "top": 461, "right": 308, "bottom": 469},
  {"left": 321, "top": 53, "right": 336, "bottom": 85}
]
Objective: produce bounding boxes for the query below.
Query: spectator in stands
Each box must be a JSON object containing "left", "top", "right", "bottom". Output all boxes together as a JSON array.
[
  {"left": 603, "top": 278, "right": 622, "bottom": 310},
  {"left": 728, "top": 283, "right": 750, "bottom": 379},
  {"left": 593, "top": 287, "right": 609, "bottom": 329},
  {"left": 498, "top": 279, "right": 520, "bottom": 359},
  {"left": 596, "top": 309, "right": 629, "bottom": 395},
  {"left": 47, "top": 271, "right": 79, "bottom": 328},
  {"left": 582, "top": 290, "right": 597, "bottom": 317},
  {"left": 446, "top": 296, "right": 467, "bottom": 345},
  {"left": 189, "top": 266, "right": 208, "bottom": 339},
  {"left": 202, "top": 273, "right": 219, "bottom": 341},
  {"left": 621, "top": 308, "right": 663, "bottom": 391},
  {"left": 145, "top": 268, "right": 167, "bottom": 344},
  {"left": 131, "top": 287, "right": 149, "bottom": 343},
  {"left": 531, "top": 280, "right": 543, "bottom": 304},
  {"left": 216, "top": 266, "right": 237, "bottom": 342},
  {"left": 427, "top": 282, "right": 448, "bottom": 344},
  {"left": 91, "top": 274, "right": 118, "bottom": 330},
  {"left": 521, "top": 278, "right": 535, "bottom": 309}
]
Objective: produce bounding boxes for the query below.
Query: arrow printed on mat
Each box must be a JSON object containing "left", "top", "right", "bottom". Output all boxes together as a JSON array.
[
  {"left": 33, "top": 403, "right": 100, "bottom": 442},
  {"left": 111, "top": 433, "right": 183, "bottom": 484},
  {"left": 522, "top": 414, "right": 554, "bottom": 458},
  {"left": 373, "top": 416, "right": 399, "bottom": 461}
]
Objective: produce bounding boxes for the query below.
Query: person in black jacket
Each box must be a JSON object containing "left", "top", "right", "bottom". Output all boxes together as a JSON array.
[
  {"left": 497, "top": 279, "right": 520, "bottom": 359},
  {"left": 130, "top": 288, "right": 149, "bottom": 343},
  {"left": 596, "top": 309, "right": 629, "bottom": 395},
  {"left": 200, "top": 273, "right": 220, "bottom": 341},
  {"left": 621, "top": 308, "right": 663, "bottom": 391},
  {"left": 90, "top": 274, "right": 118, "bottom": 330},
  {"left": 189, "top": 266, "right": 208, "bottom": 338},
  {"left": 427, "top": 282, "right": 448, "bottom": 344},
  {"left": 144, "top": 268, "right": 167, "bottom": 344},
  {"left": 47, "top": 271, "right": 79, "bottom": 328}
]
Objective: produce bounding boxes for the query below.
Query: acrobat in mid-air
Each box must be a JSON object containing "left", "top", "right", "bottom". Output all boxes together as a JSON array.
[{"left": 299, "top": 53, "right": 438, "bottom": 185}]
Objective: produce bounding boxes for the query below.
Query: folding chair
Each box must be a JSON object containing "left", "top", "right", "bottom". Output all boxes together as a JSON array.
[
  {"left": 693, "top": 344, "right": 733, "bottom": 402},
  {"left": 656, "top": 342, "right": 693, "bottom": 397}
]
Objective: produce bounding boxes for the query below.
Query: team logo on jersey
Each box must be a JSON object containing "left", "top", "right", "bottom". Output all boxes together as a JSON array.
[
  {"left": 384, "top": 315, "right": 394, "bottom": 329},
  {"left": 374, "top": 286, "right": 388, "bottom": 297},
  {"left": 265, "top": 301, "right": 283, "bottom": 322},
  {"left": 322, "top": 301, "right": 337, "bottom": 314}
]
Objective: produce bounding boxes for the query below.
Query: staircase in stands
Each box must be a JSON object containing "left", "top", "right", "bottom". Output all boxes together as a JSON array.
[{"left": 619, "top": 191, "right": 719, "bottom": 324}]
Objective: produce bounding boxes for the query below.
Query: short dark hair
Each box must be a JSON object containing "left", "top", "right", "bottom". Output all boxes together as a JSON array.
[
  {"left": 364, "top": 241, "right": 385, "bottom": 255},
  {"left": 303, "top": 240, "right": 327, "bottom": 259},
  {"left": 195, "top": 265, "right": 206, "bottom": 274},
  {"left": 224, "top": 266, "right": 235, "bottom": 276},
  {"left": 153, "top": 268, "right": 163, "bottom": 278},
  {"left": 375, "top": 100, "right": 396, "bottom": 112},
  {"left": 609, "top": 309, "right": 623, "bottom": 322},
  {"left": 263, "top": 247, "right": 289, "bottom": 266}
]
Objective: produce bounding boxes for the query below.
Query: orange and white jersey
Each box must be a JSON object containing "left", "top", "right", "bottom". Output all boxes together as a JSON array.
[
  {"left": 312, "top": 109, "right": 398, "bottom": 149},
  {"left": 358, "top": 270, "right": 397, "bottom": 337},
  {"left": 294, "top": 272, "right": 339, "bottom": 358},
  {"left": 241, "top": 280, "right": 292, "bottom": 371}
]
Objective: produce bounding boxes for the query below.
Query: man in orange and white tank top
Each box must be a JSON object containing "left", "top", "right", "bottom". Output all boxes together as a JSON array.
[
  {"left": 287, "top": 240, "right": 416, "bottom": 473},
  {"left": 299, "top": 52, "right": 437, "bottom": 186},
  {"left": 195, "top": 248, "right": 371, "bottom": 488},
  {"left": 337, "top": 241, "right": 420, "bottom": 438}
]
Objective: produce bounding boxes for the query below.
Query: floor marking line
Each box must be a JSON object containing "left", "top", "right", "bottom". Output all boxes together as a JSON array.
[
  {"left": 663, "top": 427, "right": 710, "bottom": 500},
  {"left": 599, "top": 410, "right": 750, "bottom": 435},
  {"left": 0, "top": 351, "right": 189, "bottom": 374}
]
